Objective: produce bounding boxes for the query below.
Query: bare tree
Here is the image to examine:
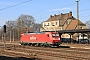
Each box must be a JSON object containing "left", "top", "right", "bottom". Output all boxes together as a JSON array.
[
  {"left": 85, "top": 20, "right": 90, "bottom": 29},
  {"left": 6, "top": 20, "right": 17, "bottom": 42},
  {"left": 18, "top": 14, "right": 35, "bottom": 33},
  {"left": 0, "top": 26, "right": 4, "bottom": 40},
  {"left": 2, "top": 14, "right": 38, "bottom": 42},
  {"left": 19, "top": 14, "right": 35, "bottom": 27},
  {"left": 33, "top": 23, "right": 41, "bottom": 33}
]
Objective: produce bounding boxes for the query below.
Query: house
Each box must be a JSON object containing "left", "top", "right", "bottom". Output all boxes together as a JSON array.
[
  {"left": 40, "top": 11, "right": 88, "bottom": 31},
  {"left": 40, "top": 11, "right": 88, "bottom": 41}
]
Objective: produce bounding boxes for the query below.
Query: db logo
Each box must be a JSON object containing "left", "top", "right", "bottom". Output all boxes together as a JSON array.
[{"left": 30, "top": 36, "right": 37, "bottom": 40}]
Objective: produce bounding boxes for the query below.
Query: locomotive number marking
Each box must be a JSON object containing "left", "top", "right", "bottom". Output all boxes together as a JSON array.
[{"left": 30, "top": 36, "right": 37, "bottom": 40}]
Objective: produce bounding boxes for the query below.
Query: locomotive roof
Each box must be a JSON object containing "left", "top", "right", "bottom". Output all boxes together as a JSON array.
[
  {"left": 21, "top": 32, "right": 59, "bottom": 35},
  {"left": 23, "top": 32, "right": 45, "bottom": 35}
]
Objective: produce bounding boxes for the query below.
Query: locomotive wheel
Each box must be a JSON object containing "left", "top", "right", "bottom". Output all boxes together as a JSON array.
[
  {"left": 56, "top": 45, "right": 60, "bottom": 48},
  {"left": 20, "top": 43, "right": 23, "bottom": 45},
  {"left": 35, "top": 43, "right": 38, "bottom": 47},
  {"left": 20, "top": 42, "right": 24, "bottom": 45},
  {"left": 24, "top": 43, "right": 27, "bottom": 46},
  {"left": 31, "top": 43, "right": 35, "bottom": 46},
  {"left": 39, "top": 43, "right": 43, "bottom": 47},
  {"left": 37, "top": 43, "right": 41, "bottom": 47},
  {"left": 31, "top": 43, "right": 33, "bottom": 46},
  {"left": 28, "top": 43, "right": 31, "bottom": 46}
]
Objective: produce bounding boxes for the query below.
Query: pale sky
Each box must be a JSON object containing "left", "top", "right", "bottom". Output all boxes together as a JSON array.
[{"left": 0, "top": 0, "right": 90, "bottom": 26}]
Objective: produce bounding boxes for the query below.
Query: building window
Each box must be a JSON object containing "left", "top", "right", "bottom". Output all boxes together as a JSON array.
[
  {"left": 52, "top": 24, "right": 54, "bottom": 26},
  {"left": 44, "top": 25, "right": 46, "bottom": 27},
  {"left": 47, "top": 23, "right": 49, "bottom": 26},
  {"left": 80, "top": 27, "right": 83, "bottom": 29},
  {"left": 56, "top": 22, "right": 58, "bottom": 25}
]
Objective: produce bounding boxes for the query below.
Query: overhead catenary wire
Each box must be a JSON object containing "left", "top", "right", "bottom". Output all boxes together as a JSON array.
[
  {"left": 35, "top": 8, "right": 90, "bottom": 21},
  {"left": 34, "top": 0, "right": 90, "bottom": 15},
  {"left": 35, "top": 0, "right": 90, "bottom": 20},
  {"left": 0, "top": 0, "right": 90, "bottom": 23},
  {"left": 0, "top": 0, "right": 32, "bottom": 11},
  {"left": 0, "top": 0, "right": 89, "bottom": 16},
  {"left": 81, "top": 14, "right": 90, "bottom": 18},
  {"left": 0, "top": 0, "right": 89, "bottom": 13},
  {"left": 80, "top": 0, "right": 90, "bottom": 3}
]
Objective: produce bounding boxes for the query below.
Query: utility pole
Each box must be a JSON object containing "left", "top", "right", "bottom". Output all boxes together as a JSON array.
[
  {"left": 76, "top": 0, "right": 80, "bottom": 29},
  {"left": 18, "top": 18, "right": 20, "bottom": 42},
  {"left": 76, "top": 0, "right": 80, "bottom": 43},
  {"left": 4, "top": 32, "right": 6, "bottom": 50},
  {"left": 10, "top": 30, "right": 11, "bottom": 42},
  {"left": 0, "top": 26, "right": 3, "bottom": 41},
  {"left": 8, "top": 21, "right": 14, "bottom": 43},
  {"left": 13, "top": 30, "right": 14, "bottom": 42},
  {"left": 2, "top": 33, "right": 3, "bottom": 41}
]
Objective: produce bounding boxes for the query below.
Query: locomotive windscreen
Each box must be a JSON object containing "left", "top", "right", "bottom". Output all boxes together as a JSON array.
[{"left": 52, "top": 34, "right": 59, "bottom": 36}]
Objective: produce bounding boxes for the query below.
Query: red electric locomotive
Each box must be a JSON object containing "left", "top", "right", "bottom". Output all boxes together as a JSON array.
[{"left": 20, "top": 32, "right": 62, "bottom": 47}]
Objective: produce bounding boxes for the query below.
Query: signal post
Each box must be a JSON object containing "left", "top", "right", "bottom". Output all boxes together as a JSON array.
[{"left": 3, "top": 25, "right": 6, "bottom": 51}]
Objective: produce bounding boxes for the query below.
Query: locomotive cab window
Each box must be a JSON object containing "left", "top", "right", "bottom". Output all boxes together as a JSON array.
[
  {"left": 52, "top": 34, "right": 59, "bottom": 36},
  {"left": 56, "top": 34, "right": 59, "bottom": 36}
]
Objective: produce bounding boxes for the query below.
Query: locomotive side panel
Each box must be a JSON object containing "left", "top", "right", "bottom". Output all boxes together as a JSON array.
[
  {"left": 20, "top": 32, "right": 61, "bottom": 47},
  {"left": 20, "top": 34, "right": 52, "bottom": 44}
]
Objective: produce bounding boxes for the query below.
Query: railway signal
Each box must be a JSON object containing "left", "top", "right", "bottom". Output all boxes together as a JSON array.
[
  {"left": 3, "top": 25, "right": 6, "bottom": 33},
  {"left": 3, "top": 25, "right": 6, "bottom": 50}
]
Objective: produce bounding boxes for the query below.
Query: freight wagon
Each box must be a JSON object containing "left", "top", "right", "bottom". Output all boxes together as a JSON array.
[{"left": 20, "top": 32, "right": 62, "bottom": 47}]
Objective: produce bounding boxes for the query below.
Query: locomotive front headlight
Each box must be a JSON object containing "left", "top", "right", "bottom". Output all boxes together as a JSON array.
[{"left": 58, "top": 38, "right": 60, "bottom": 40}]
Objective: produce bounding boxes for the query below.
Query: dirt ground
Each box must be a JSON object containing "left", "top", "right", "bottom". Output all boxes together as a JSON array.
[
  {"left": 0, "top": 41, "right": 90, "bottom": 60},
  {"left": 61, "top": 43, "right": 90, "bottom": 49}
]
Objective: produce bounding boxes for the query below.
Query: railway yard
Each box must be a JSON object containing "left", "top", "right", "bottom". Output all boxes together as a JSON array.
[{"left": 0, "top": 41, "right": 90, "bottom": 60}]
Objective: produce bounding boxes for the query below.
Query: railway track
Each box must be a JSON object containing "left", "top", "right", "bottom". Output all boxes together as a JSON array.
[
  {"left": 13, "top": 48, "right": 90, "bottom": 60},
  {"left": 15, "top": 45, "right": 90, "bottom": 59},
  {"left": 0, "top": 42, "right": 90, "bottom": 60},
  {"left": 0, "top": 49, "right": 41, "bottom": 60}
]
